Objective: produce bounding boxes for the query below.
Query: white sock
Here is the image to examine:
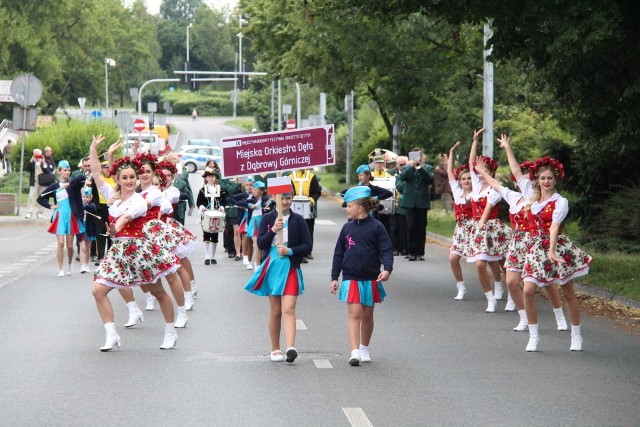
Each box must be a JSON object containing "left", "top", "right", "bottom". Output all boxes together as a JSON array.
[
  {"left": 242, "top": 255, "right": 249, "bottom": 264},
  {"left": 571, "top": 324, "right": 581, "bottom": 335},
  {"left": 211, "top": 243, "right": 217, "bottom": 259},
  {"left": 553, "top": 307, "right": 564, "bottom": 315},
  {"left": 494, "top": 281, "right": 503, "bottom": 288},
  {"left": 456, "top": 281, "right": 465, "bottom": 286},
  {"left": 359, "top": 344, "right": 369, "bottom": 355},
  {"left": 204, "top": 242, "right": 212, "bottom": 259},
  {"left": 485, "top": 291, "right": 494, "bottom": 301}
]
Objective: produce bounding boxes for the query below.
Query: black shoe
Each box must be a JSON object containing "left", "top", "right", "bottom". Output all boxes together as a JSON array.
[
  {"left": 228, "top": 252, "right": 235, "bottom": 258},
  {"left": 234, "top": 256, "right": 242, "bottom": 261},
  {"left": 408, "top": 255, "right": 417, "bottom": 261},
  {"left": 204, "top": 259, "right": 210, "bottom": 265},
  {"left": 301, "top": 258, "right": 309, "bottom": 263},
  {"left": 393, "top": 250, "right": 400, "bottom": 256},
  {"left": 210, "top": 259, "right": 217, "bottom": 264},
  {"left": 94, "top": 258, "right": 102, "bottom": 266},
  {"left": 417, "top": 255, "right": 425, "bottom": 261},
  {"left": 305, "top": 253, "right": 314, "bottom": 260}
]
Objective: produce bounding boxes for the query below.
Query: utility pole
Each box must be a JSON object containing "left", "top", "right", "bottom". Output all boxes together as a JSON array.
[
  {"left": 482, "top": 20, "right": 494, "bottom": 158},
  {"left": 345, "top": 91, "right": 354, "bottom": 185}
]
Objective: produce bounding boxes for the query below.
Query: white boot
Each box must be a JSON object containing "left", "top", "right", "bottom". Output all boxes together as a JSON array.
[
  {"left": 145, "top": 293, "right": 156, "bottom": 311},
  {"left": 505, "top": 291, "right": 516, "bottom": 311},
  {"left": 485, "top": 291, "right": 496, "bottom": 313},
  {"left": 100, "top": 322, "right": 121, "bottom": 352},
  {"left": 124, "top": 302, "right": 144, "bottom": 328},
  {"left": 159, "top": 323, "right": 177, "bottom": 350},
  {"left": 513, "top": 309, "right": 529, "bottom": 332},
  {"left": 454, "top": 282, "right": 466, "bottom": 300},
  {"left": 526, "top": 324, "right": 539, "bottom": 352},
  {"left": 174, "top": 306, "right": 188, "bottom": 328},
  {"left": 184, "top": 291, "right": 195, "bottom": 311},
  {"left": 554, "top": 307, "right": 568, "bottom": 331},
  {"left": 570, "top": 324, "right": 583, "bottom": 351},
  {"left": 493, "top": 282, "right": 504, "bottom": 300},
  {"left": 191, "top": 280, "right": 198, "bottom": 297}
]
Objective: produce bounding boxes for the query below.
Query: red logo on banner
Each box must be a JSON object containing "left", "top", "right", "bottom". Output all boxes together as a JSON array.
[{"left": 220, "top": 125, "right": 335, "bottom": 178}]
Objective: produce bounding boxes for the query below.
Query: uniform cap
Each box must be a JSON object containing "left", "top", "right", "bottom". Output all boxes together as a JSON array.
[
  {"left": 356, "top": 164, "right": 371, "bottom": 175},
  {"left": 57, "top": 160, "right": 70, "bottom": 169},
  {"left": 253, "top": 181, "right": 266, "bottom": 189},
  {"left": 343, "top": 186, "right": 371, "bottom": 203}
]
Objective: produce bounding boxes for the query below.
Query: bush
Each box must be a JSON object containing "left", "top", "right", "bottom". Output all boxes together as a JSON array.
[{"left": 0, "top": 171, "right": 30, "bottom": 194}]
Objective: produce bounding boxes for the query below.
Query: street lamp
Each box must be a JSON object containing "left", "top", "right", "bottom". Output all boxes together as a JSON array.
[
  {"left": 104, "top": 57, "right": 116, "bottom": 119},
  {"left": 186, "top": 23, "right": 193, "bottom": 63}
]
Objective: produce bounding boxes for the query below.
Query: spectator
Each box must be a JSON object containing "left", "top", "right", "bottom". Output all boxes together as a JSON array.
[
  {"left": 25, "top": 148, "right": 55, "bottom": 219},
  {"left": 2, "top": 140, "right": 13, "bottom": 172}
]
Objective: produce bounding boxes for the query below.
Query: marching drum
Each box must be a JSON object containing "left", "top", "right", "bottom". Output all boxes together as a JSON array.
[
  {"left": 292, "top": 195, "right": 313, "bottom": 219},
  {"left": 373, "top": 177, "right": 396, "bottom": 215},
  {"left": 201, "top": 210, "right": 225, "bottom": 233}
]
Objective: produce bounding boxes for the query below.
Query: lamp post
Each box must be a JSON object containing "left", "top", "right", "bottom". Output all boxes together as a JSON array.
[
  {"left": 186, "top": 23, "right": 192, "bottom": 63},
  {"left": 104, "top": 58, "right": 116, "bottom": 119}
]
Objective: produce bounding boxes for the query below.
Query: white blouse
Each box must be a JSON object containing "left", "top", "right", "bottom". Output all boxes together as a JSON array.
[
  {"left": 530, "top": 193, "right": 569, "bottom": 224},
  {"left": 449, "top": 179, "right": 472, "bottom": 205},
  {"left": 470, "top": 170, "right": 502, "bottom": 205},
  {"left": 498, "top": 186, "right": 527, "bottom": 214}
]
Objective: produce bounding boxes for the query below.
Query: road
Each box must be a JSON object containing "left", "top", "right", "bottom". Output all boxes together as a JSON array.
[{"left": 0, "top": 118, "right": 638, "bottom": 426}]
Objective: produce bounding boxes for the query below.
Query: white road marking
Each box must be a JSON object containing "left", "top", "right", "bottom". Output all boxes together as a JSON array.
[
  {"left": 342, "top": 407, "right": 373, "bottom": 427},
  {"left": 315, "top": 219, "right": 336, "bottom": 226},
  {"left": 296, "top": 319, "right": 307, "bottom": 330},
  {"left": 313, "top": 359, "right": 333, "bottom": 369}
]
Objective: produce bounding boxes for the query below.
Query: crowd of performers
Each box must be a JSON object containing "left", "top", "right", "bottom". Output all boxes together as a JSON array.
[{"left": 447, "top": 129, "right": 592, "bottom": 352}]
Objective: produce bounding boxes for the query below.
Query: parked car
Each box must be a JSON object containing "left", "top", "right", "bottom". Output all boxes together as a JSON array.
[
  {"left": 125, "top": 133, "right": 168, "bottom": 156},
  {"left": 177, "top": 145, "right": 222, "bottom": 173},
  {"left": 122, "top": 139, "right": 151, "bottom": 157},
  {"left": 186, "top": 138, "right": 216, "bottom": 147}
]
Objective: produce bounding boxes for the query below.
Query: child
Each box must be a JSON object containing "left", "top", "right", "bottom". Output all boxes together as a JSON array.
[
  {"left": 236, "top": 181, "right": 274, "bottom": 270},
  {"left": 330, "top": 186, "right": 394, "bottom": 366},
  {"left": 80, "top": 186, "right": 98, "bottom": 274},
  {"left": 244, "top": 190, "right": 312, "bottom": 363},
  {"left": 196, "top": 168, "right": 227, "bottom": 265}
]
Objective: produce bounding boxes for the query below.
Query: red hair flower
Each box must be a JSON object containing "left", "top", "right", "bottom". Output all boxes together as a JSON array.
[
  {"left": 135, "top": 152, "right": 158, "bottom": 168},
  {"left": 511, "top": 160, "right": 534, "bottom": 182},
  {"left": 473, "top": 155, "right": 498, "bottom": 173},
  {"left": 156, "top": 160, "right": 178, "bottom": 176},
  {"left": 529, "top": 156, "right": 565, "bottom": 181},
  {"left": 453, "top": 163, "right": 470, "bottom": 180},
  {"left": 108, "top": 156, "right": 142, "bottom": 177}
]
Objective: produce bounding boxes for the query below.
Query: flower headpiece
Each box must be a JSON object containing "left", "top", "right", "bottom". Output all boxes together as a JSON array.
[
  {"left": 473, "top": 155, "right": 498, "bottom": 173},
  {"left": 529, "top": 156, "right": 565, "bottom": 181},
  {"left": 453, "top": 163, "right": 470, "bottom": 180},
  {"left": 511, "top": 160, "right": 534, "bottom": 182},
  {"left": 108, "top": 156, "right": 142, "bottom": 177},
  {"left": 156, "top": 160, "right": 178, "bottom": 176},
  {"left": 135, "top": 152, "right": 158, "bottom": 169}
]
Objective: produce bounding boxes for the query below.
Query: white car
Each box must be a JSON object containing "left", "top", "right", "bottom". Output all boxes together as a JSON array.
[
  {"left": 122, "top": 139, "right": 150, "bottom": 157},
  {"left": 177, "top": 145, "right": 222, "bottom": 173},
  {"left": 124, "top": 133, "right": 168, "bottom": 156}
]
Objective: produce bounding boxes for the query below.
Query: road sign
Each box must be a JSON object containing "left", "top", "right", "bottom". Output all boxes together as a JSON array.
[
  {"left": 77, "top": 97, "right": 86, "bottom": 111},
  {"left": 286, "top": 119, "right": 296, "bottom": 130},
  {"left": 10, "top": 74, "right": 43, "bottom": 107},
  {"left": 220, "top": 125, "right": 336, "bottom": 178},
  {"left": 115, "top": 112, "right": 134, "bottom": 132},
  {"left": 133, "top": 118, "right": 145, "bottom": 132},
  {"left": 91, "top": 110, "right": 103, "bottom": 119}
]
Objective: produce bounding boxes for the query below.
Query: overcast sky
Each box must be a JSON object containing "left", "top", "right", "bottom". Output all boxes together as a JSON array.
[{"left": 130, "top": 0, "right": 238, "bottom": 15}]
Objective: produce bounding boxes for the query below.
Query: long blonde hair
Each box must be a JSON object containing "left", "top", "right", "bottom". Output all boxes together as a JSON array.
[{"left": 525, "top": 165, "right": 556, "bottom": 209}]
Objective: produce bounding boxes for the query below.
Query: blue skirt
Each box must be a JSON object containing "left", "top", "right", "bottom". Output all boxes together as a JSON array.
[
  {"left": 244, "top": 246, "right": 304, "bottom": 296},
  {"left": 246, "top": 215, "right": 263, "bottom": 238},
  {"left": 338, "top": 279, "right": 386, "bottom": 306}
]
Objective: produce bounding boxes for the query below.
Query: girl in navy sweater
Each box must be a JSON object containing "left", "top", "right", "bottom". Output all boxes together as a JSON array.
[{"left": 330, "top": 186, "right": 394, "bottom": 366}]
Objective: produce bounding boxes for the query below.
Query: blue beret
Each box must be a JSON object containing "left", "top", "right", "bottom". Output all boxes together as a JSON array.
[
  {"left": 343, "top": 186, "right": 371, "bottom": 203},
  {"left": 57, "top": 160, "right": 70, "bottom": 169},
  {"left": 356, "top": 164, "right": 370, "bottom": 175},
  {"left": 245, "top": 176, "right": 255, "bottom": 183},
  {"left": 82, "top": 187, "right": 93, "bottom": 196},
  {"left": 253, "top": 181, "right": 265, "bottom": 189}
]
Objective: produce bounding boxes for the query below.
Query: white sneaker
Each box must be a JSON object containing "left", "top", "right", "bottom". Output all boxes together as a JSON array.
[
  {"left": 454, "top": 284, "right": 466, "bottom": 300},
  {"left": 242, "top": 257, "right": 249, "bottom": 266},
  {"left": 485, "top": 299, "right": 497, "bottom": 313},
  {"left": 65, "top": 266, "right": 72, "bottom": 276},
  {"left": 246, "top": 263, "right": 254, "bottom": 270},
  {"left": 36, "top": 213, "right": 44, "bottom": 219},
  {"left": 360, "top": 352, "right": 372, "bottom": 363},
  {"left": 145, "top": 295, "right": 156, "bottom": 311},
  {"left": 494, "top": 283, "right": 504, "bottom": 300},
  {"left": 25, "top": 213, "right": 32, "bottom": 219},
  {"left": 570, "top": 333, "right": 583, "bottom": 351},
  {"left": 349, "top": 349, "right": 361, "bottom": 366},
  {"left": 505, "top": 298, "right": 516, "bottom": 312},
  {"left": 526, "top": 335, "right": 539, "bottom": 352},
  {"left": 174, "top": 309, "right": 188, "bottom": 328},
  {"left": 555, "top": 311, "right": 568, "bottom": 331},
  {"left": 80, "top": 265, "right": 91, "bottom": 274},
  {"left": 57, "top": 270, "right": 65, "bottom": 277},
  {"left": 270, "top": 350, "right": 284, "bottom": 362}
]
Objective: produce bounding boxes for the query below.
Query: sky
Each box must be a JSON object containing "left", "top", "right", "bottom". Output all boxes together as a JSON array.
[{"left": 129, "top": 0, "right": 238, "bottom": 15}]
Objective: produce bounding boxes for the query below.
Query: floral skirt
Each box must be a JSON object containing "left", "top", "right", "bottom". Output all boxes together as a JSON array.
[
  {"left": 522, "top": 234, "right": 592, "bottom": 287},
  {"left": 450, "top": 218, "right": 474, "bottom": 257},
  {"left": 94, "top": 237, "right": 181, "bottom": 288},
  {"left": 338, "top": 279, "right": 386, "bottom": 307},
  {"left": 244, "top": 246, "right": 304, "bottom": 296},
  {"left": 504, "top": 230, "right": 529, "bottom": 272},
  {"left": 143, "top": 218, "right": 196, "bottom": 259},
  {"left": 466, "top": 219, "right": 511, "bottom": 263}
]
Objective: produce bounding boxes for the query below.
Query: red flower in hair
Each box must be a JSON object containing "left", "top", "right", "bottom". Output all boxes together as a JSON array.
[
  {"left": 529, "top": 156, "right": 565, "bottom": 181},
  {"left": 511, "top": 160, "right": 534, "bottom": 182},
  {"left": 156, "top": 160, "right": 178, "bottom": 176},
  {"left": 473, "top": 155, "right": 498, "bottom": 173},
  {"left": 135, "top": 152, "right": 158, "bottom": 168},
  {"left": 108, "top": 156, "right": 142, "bottom": 177},
  {"left": 453, "top": 163, "right": 470, "bottom": 180}
]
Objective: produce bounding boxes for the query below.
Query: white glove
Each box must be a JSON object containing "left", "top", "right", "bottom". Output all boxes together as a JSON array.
[
  {"left": 188, "top": 206, "right": 195, "bottom": 216},
  {"left": 198, "top": 205, "right": 206, "bottom": 213}
]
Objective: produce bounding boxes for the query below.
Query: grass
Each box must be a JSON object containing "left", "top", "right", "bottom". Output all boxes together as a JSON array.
[
  {"left": 224, "top": 117, "right": 256, "bottom": 133},
  {"left": 316, "top": 172, "right": 640, "bottom": 302}
]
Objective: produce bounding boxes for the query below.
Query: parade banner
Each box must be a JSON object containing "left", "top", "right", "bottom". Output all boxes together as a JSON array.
[{"left": 220, "top": 125, "right": 335, "bottom": 178}]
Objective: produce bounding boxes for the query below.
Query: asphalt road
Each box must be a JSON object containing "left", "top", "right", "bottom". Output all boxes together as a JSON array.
[{"left": 0, "top": 119, "right": 638, "bottom": 426}]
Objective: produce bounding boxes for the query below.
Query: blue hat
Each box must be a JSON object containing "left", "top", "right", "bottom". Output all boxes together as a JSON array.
[
  {"left": 356, "top": 164, "right": 370, "bottom": 175},
  {"left": 245, "top": 176, "right": 255, "bottom": 183},
  {"left": 343, "top": 186, "right": 371, "bottom": 203},
  {"left": 253, "top": 181, "right": 265, "bottom": 189},
  {"left": 57, "top": 160, "right": 70, "bottom": 169},
  {"left": 82, "top": 187, "right": 93, "bottom": 196}
]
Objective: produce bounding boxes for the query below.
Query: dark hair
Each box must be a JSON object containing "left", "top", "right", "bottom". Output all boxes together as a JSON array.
[{"left": 352, "top": 197, "right": 379, "bottom": 214}]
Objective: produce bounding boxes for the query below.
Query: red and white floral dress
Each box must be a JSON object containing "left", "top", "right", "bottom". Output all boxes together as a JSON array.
[
  {"left": 159, "top": 186, "right": 197, "bottom": 259},
  {"left": 500, "top": 187, "right": 537, "bottom": 272},
  {"left": 466, "top": 171, "right": 511, "bottom": 263},
  {"left": 449, "top": 179, "right": 474, "bottom": 257},
  {"left": 521, "top": 194, "right": 592, "bottom": 287},
  {"left": 140, "top": 186, "right": 185, "bottom": 256},
  {"left": 93, "top": 183, "right": 181, "bottom": 288}
]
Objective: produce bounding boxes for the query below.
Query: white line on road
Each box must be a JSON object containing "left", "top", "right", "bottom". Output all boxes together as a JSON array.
[
  {"left": 315, "top": 219, "right": 337, "bottom": 226},
  {"left": 313, "top": 359, "right": 333, "bottom": 369},
  {"left": 342, "top": 407, "right": 373, "bottom": 427},
  {"left": 296, "top": 319, "right": 307, "bottom": 330}
]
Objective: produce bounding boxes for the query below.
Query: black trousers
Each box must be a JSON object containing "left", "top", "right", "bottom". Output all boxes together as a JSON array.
[
  {"left": 405, "top": 207, "right": 428, "bottom": 256},
  {"left": 95, "top": 203, "right": 112, "bottom": 259},
  {"left": 378, "top": 213, "right": 392, "bottom": 238},
  {"left": 391, "top": 213, "right": 407, "bottom": 254},
  {"left": 305, "top": 218, "right": 315, "bottom": 255}
]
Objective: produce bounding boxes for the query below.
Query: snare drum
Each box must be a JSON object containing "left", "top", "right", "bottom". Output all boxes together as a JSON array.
[
  {"left": 373, "top": 177, "right": 396, "bottom": 215},
  {"left": 201, "top": 210, "right": 225, "bottom": 233},
  {"left": 292, "top": 196, "right": 313, "bottom": 219}
]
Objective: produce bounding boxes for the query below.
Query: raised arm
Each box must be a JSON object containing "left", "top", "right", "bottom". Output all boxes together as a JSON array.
[
  {"left": 468, "top": 128, "right": 484, "bottom": 168},
  {"left": 107, "top": 139, "right": 122, "bottom": 166},
  {"left": 475, "top": 159, "right": 503, "bottom": 193},
  {"left": 498, "top": 134, "right": 522, "bottom": 180},
  {"left": 447, "top": 141, "right": 461, "bottom": 181},
  {"left": 89, "top": 135, "right": 107, "bottom": 189}
]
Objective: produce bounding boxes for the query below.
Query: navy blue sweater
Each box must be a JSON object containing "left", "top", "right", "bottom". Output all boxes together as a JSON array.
[
  {"left": 331, "top": 215, "right": 394, "bottom": 281},
  {"left": 257, "top": 209, "right": 312, "bottom": 268}
]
